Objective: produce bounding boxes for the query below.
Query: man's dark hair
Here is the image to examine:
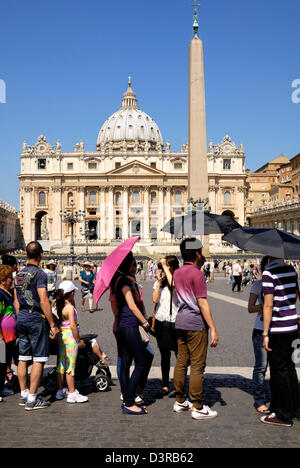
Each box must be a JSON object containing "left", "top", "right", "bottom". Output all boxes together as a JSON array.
[
  {"left": 2, "top": 254, "right": 17, "bottom": 267},
  {"left": 260, "top": 256, "right": 269, "bottom": 273},
  {"left": 26, "top": 241, "right": 43, "bottom": 260},
  {"left": 180, "top": 238, "right": 203, "bottom": 263}
]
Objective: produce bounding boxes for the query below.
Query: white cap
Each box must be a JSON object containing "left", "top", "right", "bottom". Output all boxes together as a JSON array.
[{"left": 58, "top": 280, "right": 78, "bottom": 295}]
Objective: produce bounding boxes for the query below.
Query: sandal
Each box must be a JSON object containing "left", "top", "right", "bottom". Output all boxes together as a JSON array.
[{"left": 122, "top": 404, "right": 148, "bottom": 415}]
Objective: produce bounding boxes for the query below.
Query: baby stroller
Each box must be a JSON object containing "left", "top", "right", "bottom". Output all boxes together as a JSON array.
[{"left": 44, "top": 334, "right": 112, "bottom": 394}]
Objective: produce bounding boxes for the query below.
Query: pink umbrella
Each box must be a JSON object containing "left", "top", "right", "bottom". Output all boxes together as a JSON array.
[{"left": 93, "top": 236, "right": 140, "bottom": 306}]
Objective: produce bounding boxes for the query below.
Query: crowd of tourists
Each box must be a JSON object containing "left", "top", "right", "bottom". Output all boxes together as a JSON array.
[{"left": 0, "top": 239, "right": 300, "bottom": 427}]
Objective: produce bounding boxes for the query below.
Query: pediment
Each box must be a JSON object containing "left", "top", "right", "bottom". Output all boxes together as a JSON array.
[
  {"left": 106, "top": 160, "right": 166, "bottom": 176},
  {"left": 213, "top": 135, "right": 243, "bottom": 156}
]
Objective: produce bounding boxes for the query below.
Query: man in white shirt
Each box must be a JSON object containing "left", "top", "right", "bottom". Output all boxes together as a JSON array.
[{"left": 232, "top": 260, "right": 242, "bottom": 292}]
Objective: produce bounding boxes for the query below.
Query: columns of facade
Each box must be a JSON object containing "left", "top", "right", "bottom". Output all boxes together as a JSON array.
[
  {"left": 237, "top": 187, "right": 245, "bottom": 225},
  {"left": 78, "top": 187, "right": 85, "bottom": 213},
  {"left": 108, "top": 187, "right": 115, "bottom": 241},
  {"left": 99, "top": 187, "right": 106, "bottom": 241},
  {"left": 165, "top": 187, "right": 172, "bottom": 240},
  {"left": 23, "top": 186, "right": 33, "bottom": 243},
  {"left": 52, "top": 187, "right": 63, "bottom": 242},
  {"left": 158, "top": 188, "right": 165, "bottom": 240},
  {"left": 208, "top": 185, "right": 218, "bottom": 214},
  {"left": 143, "top": 186, "right": 150, "bottom": 241},
  {"left": 122, "top": 186, "right": 129, "bottom": 240}
]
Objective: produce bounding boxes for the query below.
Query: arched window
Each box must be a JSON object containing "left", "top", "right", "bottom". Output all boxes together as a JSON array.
[
  {"left": 224, "top": 191, "right": 231, "bottom": 205},
  {"left": 150, "top": 191, "right": 157, "bottom": 204},
  {"left": 115, "top": 192, "right": 122, "bottom": 206},
  {"left": 175, "top": 190, "right": 182, "bottom": 204},
  {"left": 89, "top": 191, "right": 97, "bottom": 205},
  {"left": 132, "top": 190, "right": 140, "bottom": 204},
  {"left": 67, "top": 192, "right": 73, "bottom": 206},
  {"left": 39, "top": 191, "right": 46, "bottom": 206}
]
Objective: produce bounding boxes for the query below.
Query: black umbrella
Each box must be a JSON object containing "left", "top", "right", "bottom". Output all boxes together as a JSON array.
[
  {"left": 223, "top": 227, "right": 300, "bottom": 259},
  {"left": 161, "top": 212, "right": 241, "bottom": 237}
]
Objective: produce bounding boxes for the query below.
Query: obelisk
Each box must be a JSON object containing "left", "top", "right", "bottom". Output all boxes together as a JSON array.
[
  {"left": 188, "top": 3, "right": 208, "bottom": 200},
  {"left": 188, "top": 3, "right": 209, "bottom": 256}
]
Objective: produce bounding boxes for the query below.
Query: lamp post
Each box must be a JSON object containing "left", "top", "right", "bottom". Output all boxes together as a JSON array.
[
  {"left": 80, "top": 221, "right": 95, "bottom": 261},
  {"left": 60, "top": 200, "right": 85, "bottom": 267}
]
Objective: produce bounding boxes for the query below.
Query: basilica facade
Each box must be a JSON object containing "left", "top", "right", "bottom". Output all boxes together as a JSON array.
[{"left": 18, "top": 80, "right": 247, "bottom": 254}]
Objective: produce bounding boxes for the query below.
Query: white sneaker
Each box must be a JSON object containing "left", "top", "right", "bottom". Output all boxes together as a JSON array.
[
  {"left": 67, "top": 390, "right": 88, "bottom": 404},
  {"left": 192, "top": 405, "right": 218, "bottom": 420},
  {"left": 120, "top": 393, "right": 144, "bottom": 404},
  {"left": 55, "top": 388, "right": 69, "bottom": 400},
  {"left": 173, "top": 400, "right": 193, "bottom": 413},
  {"left": 135, "top": 394, "right": 144, "bottom": 404}
]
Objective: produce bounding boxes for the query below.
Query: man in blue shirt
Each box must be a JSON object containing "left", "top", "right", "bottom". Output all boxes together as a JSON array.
[{"left": 15, "top": 242, "right": 60, "bottom": 411}]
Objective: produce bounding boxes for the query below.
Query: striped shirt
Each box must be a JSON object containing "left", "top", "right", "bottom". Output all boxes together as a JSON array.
[{"left": 262, "top": 259, "right": 298, "bottom": 335}]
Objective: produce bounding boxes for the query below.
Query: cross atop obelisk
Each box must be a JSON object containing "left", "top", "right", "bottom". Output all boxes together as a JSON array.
[{"left": 191, "top": 1, "right": 200, "bottom": 36}]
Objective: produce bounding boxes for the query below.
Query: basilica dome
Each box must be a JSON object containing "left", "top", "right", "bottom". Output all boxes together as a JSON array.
[{"left": 97, "top": 79, "right": 164, "bottom": 152}]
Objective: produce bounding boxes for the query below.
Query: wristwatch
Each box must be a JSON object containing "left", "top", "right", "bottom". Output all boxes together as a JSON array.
[{"left": 262, "top": 334, "right": 269, "bottom": 338}]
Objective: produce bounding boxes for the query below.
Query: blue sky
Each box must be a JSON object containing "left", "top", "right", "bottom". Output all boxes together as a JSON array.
[{"left": 0, "top": 0, "right": 300, "bottom": 208}]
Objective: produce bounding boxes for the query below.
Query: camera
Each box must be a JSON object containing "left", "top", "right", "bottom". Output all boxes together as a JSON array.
[{"left": 157, "top": 262, "right": 163, "bottom": 270}]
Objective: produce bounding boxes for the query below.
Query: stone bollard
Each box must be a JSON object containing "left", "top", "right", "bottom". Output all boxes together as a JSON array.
[{"left": 65, "top": 269, "right": 73, "bottom": 281}]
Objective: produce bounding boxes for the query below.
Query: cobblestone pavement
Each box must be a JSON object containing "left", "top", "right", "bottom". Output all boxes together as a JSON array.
[{"left": 1, "top": 274, "right": 299, "bottom": 448}]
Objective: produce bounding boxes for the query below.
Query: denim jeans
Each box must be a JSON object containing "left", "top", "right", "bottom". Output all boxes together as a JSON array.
[
  {"left": 16, "top": 319, "right": 49, "bottom": 363},
  {"left": 252, "top": 331, "right": 268, "bottom": 408},
  {"left": 119, "top": 326, "right": 151, "bottom": 407},
  {"left": 114, "top": 331, "right": 154, "bottom": 387}
]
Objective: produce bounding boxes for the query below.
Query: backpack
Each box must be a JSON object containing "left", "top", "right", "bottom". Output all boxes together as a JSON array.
[{"left": 14, "top": 269, "right": 38, "bottom": 313}]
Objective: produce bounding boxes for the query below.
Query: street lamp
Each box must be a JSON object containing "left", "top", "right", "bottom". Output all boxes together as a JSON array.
[
  {"left": 80, "top": 221, "right": 96, "bottom": 260},
  {"left": 60, "top": 200, "right": 85, "bottom": 266}
]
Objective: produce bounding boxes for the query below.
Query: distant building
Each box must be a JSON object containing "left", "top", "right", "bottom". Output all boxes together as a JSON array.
[
  {"left": 246, "top": 154, "right": 290, "bottom": 222},
  {"left": 248, "top": 153, "right": 300, "bottom": 235},
  {"left": 0, "top": 201, "right": 22, "bottom": 252}
]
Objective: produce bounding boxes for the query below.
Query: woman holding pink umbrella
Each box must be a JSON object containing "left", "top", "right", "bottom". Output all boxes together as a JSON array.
[{"left": 111, "top": 252, "right": 152, "bottom": 415}]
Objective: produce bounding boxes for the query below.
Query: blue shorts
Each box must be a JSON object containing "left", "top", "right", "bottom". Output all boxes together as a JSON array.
[{"left": 16, "top": 319, "right": 50, "bottom": 363}]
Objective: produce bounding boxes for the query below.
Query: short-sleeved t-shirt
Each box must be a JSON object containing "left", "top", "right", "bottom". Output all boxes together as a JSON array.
[
  {"left": 80, "top": 270, "right": 95, "bottom": 288},
  {"left": 114, "top": 276, "right": 140, "bottom": 328},
  {"left": 250, "top": 280, "right": 264, "bottom": 331},
  {"left": 44, "top": 269, "right": 57, "bottom": 292},
  {"left": 232, "top": 263, "right": 242, "bottom": 276},
  {"left": 16, "top": 265, "right": 48, "bottom": 324},
  {"left": 262, "top": 259, "right": 298, "bottom": 335},
  {"left": 173, "top": 262, "right": 208, "bottom": 332}
]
